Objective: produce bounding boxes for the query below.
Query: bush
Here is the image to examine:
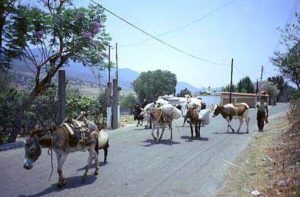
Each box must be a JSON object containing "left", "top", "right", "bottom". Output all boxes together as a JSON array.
[{"left": 288, "top": 99, "right": 300, "bottom": 122}]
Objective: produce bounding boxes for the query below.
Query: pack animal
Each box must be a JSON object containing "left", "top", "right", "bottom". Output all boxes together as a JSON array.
[
  {"left": 149, "top": 108, "right": 173, "bottom": 142},
  {"left": 186, "top": 107, "right": 202, "bottom": 139},
  {"left": 212, "top": 103, "right": 250, "bottom": 133},
  {"left": 23, "top": 124, "right": 109, "bottom": 187},
  {"left": 133, "top": 104, "right": 144, "bottom": 127}
]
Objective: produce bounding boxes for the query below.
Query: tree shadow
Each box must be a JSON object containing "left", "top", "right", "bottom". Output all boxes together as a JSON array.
[
  {"left": 141, "top": 139, "right": 180, "bottom": 147},
  {"left": 77, "top": 161, "right": 108, "bottom": 171},
  {"left": 19, "top": 175, "right": 97, "bottom": 197},
  {"left": 180, "top": 136, "right": 209, "bottom": 142}
]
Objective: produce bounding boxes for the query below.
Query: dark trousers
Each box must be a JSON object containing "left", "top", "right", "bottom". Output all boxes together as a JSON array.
[{"left": 257, "top": 111, "right": 266, "bottom": 131}]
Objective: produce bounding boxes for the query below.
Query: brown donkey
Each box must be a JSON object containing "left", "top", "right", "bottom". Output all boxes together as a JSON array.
[{"left": 186, "top": 107, "right": 202, "bottom": 139}]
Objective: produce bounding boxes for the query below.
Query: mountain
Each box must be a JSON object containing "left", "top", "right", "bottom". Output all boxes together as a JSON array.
[{"left": 10, "top": 60, "right": 202, "bottom": 93}]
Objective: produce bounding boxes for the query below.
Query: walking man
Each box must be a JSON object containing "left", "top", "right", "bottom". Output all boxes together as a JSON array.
[{"left": 256, "top": 97, "right": 269, "bottom": 131}]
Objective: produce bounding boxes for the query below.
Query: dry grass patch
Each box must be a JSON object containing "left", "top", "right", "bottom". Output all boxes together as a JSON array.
[{"left": 217, "top": 116, "right": 293, "bottom": 196}]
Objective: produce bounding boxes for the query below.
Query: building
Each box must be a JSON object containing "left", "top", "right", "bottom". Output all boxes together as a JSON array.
[{"left": 220, "top": 92, "right": 268, "bottom": 108}]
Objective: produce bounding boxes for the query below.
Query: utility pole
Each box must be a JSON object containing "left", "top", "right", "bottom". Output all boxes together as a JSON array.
[
  {"left": 229, "top": 58, "right": 233, "bottom": 104},
  {"left": 106, "top": 45, "right": 112, "bottom": 129},
  {"left": 112, "top": 43, "right": 120, "bottom": 129},
  {"left": 58, "top": 70, "right": 66, "bottom": 124},
  {"left": 260, "top": 65, "right": 264, "bottom": 83}
]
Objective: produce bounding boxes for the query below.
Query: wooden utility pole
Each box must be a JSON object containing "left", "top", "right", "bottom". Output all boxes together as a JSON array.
[
  {"left": 58, "top": 70, "right": 66, "bottom": 124},
  {"left": 229, "top": 58, "right": 233, "bottom": 104},
  {"left": 260, "top": 65, "right": 264, "bottom": 83},
  {"left": 112, "top": 43, "right": 119, "bottom": 129},
  {"left": 106, "top": 45, "right": 112, "bottom": 129}
]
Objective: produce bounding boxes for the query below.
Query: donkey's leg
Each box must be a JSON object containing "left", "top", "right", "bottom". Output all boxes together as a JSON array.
[
  {"left": 236, "top": 117, "right": 243, "bottom": 133},
  {"left": 151, "top": 125, "right": 157, "bottom": 141},
  {"left": 158, "top": 127, "right": 165, "bottom": 142},
  {"left": 190, "top": 122, "right": 194, "bottom": 139},
  {"left": 55, "top": 151, "right": 67, "bottom": 187},
  {"left": 103, "top": 147, "right": 108, "bottom": 163},
  {"left": 82, "top": 149, "right": 94, "bottom": 181},
  {"left": 183, "top": 116, "right": 187, "bottom": 127},
  {"left": 197, "top": 120, "right": 201, "bottom": 138},
  {"left": 169, "top": 123, "right": 173, "bottom": 140},
  {"left": 93, "top": 147, "right": 99, "bottom": 175},
  {"left": 226, "top": 118, "right": 235, "bottom": 132}
]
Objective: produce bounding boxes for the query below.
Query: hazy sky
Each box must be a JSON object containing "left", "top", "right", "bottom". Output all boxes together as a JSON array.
[{"left": 37, "top": 0, "right": 300, "bottom": 88}]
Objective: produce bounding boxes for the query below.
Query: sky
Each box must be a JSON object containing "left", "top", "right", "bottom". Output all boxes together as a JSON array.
[{"left": 31, "top": 0, "right": 300, "bottom": 88}]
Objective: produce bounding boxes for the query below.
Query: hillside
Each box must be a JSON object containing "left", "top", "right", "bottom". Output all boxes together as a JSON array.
[{"left": 10, "top": 60, "right": 203, "bottom": 95}]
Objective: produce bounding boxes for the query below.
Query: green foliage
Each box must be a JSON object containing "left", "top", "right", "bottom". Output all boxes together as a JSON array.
[
  {"left": 221, "top": 84, "right": 236, "bottom": 92},
  {"left": 2, "top": 0, "right": 111, "bottom": 119},
  {"left": 236, "top": 76, "right": 254, "bottom": 93},
  {"left": 120, "top": 93, "right": 137, "bottom": 109},
  {"left": 176, "top": 88, "right": 192, "bottom": 97},
  {"left": 272, "top": 13, "right": 300, "bottom": 90},
  {"left": 261, "top": 81, "right": 280, "bottom": 101},
  {"left": 132, "top": 69, "right": 177, "bottom": 102}
]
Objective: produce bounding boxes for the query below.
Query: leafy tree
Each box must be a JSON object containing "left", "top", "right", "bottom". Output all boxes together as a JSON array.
[
  {"left": 236, "top": 76, "right": 254, "bottom": 93},
  {"left": 261, "top": 81, "right": 280, "bottom": 104},
  {"left": 132, "top": 70, "right": 177, "bottom": 102},
  {"left": 221, "top": 84, "right": 236, "bottom": 92},
  {"left": 4, "top": 1, "right": 110, "bottom": 142},
  {"left": 0, "top": 0, "right": 19, "bottom": 71},
  {"left": 176, "top": 88, "right": 192, "bottom": 97},
  {"left": 271, "top": 13, "right": 300, "bottom": 90},
  {"left": 267, "top": 75, "right": 291, "bottom": 101},
  {"left": 120, "top": 93, "right": 137, "bottom": 110}
]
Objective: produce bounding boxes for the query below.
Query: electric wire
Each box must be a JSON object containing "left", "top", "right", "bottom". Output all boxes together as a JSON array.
[{"left": 91, "top": 0, "right": 228, "bottom": 65}]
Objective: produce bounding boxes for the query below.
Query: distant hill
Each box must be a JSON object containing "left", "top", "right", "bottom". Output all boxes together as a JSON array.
[{"left": 10, "top": 60, "right": 203, "bottom": 93}]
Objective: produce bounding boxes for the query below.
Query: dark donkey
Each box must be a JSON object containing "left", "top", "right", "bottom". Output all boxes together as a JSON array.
[
  {"left": 23, "top": 125, "right": 109, "bottom": 187},
  {"left": 186, "top": 107, "right": 202, "bottom": 139},
  {"left": 133, "top": 104, "right": 144, "bottom": 127}
]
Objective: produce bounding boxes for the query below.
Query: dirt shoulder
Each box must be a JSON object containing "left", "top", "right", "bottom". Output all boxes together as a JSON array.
[{"left": 217, "top": 115, "right": 300, "bottom": 196}]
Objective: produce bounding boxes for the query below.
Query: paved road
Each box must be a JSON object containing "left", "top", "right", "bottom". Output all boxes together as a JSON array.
[{"left": 0, "top": 103, "right": 288, "bottom": 197}]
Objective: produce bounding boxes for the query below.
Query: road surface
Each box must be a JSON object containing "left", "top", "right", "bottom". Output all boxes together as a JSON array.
[{"left": 0, "top": 103, "right": 288, "bottom": 197}]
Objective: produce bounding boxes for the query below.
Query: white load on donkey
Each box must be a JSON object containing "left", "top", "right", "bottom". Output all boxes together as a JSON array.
[{"left": 150, "top": 99, "right": 182, "bottom": 142}]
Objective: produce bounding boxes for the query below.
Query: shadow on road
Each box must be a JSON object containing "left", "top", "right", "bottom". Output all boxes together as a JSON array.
[
  {"left": 212, "top": 131, "right": 249, "bottom": 135},
  {"left": 141, "top": 139, "right": 180, "bottom": 147},
  {"left": 180, "top": 136, "right": 209, "bottom": 142},
  {"left": 77, "top": 161, "right": 108, "bottom": 171},
  {"left": 18, "top": 175, "right": 97, "bottom": 197}
]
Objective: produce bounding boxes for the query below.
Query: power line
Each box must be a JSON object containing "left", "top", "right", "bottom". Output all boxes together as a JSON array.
[
  {"left": 121, "top": 0, "right": 240, "bottom": 47},
  {"left": 91, "top": 0, "right": 228, "bottom": 66}
]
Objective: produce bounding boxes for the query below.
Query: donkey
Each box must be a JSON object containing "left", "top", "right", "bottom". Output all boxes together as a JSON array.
[
  {"left": 186, "top": 107, "right": 202, "bottom": 139},
  {"left": 23, "top": 126, "right": 109, "bottom": 187},
  {"left": 133, "top": 104, "right": 144, "bottom": 127},
  {"left": 149, "top": 108, "right": 173, "bottom": 142},
  {"left": 212, "top": 103, "right": 250, "bottom": 133}
]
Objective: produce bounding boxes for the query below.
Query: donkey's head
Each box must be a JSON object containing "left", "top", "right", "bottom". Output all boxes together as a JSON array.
[
  {"left": 212, "top": 105, "right": 223, "bottom": 117},
  {"left": 23, "top": 129, "right": 48, "bottom": 170}
]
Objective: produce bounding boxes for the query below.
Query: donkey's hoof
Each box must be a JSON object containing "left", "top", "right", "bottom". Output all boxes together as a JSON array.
[
  {"left": 94, "top": 171, "right": 99, "bottom": 176},
  {"left": 57, "top": 181, "right": 65, "bottom": 188}
]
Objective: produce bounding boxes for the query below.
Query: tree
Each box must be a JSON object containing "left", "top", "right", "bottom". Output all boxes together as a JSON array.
[
  {"left": 261, "top": 81, "right": 280, "bottom": 104},
  {"left": 132, "top": 69, "right": 177, "bottom": 102},
  {"left": 0, "top": 0, "right": 19, "bottom": 71},
  {"left": 221, "top": 84, "right": 236, "bottom": 92},
  {"left": 236, "top": 76, "right": 255, "bottom": 93},
  {"left": 120, "top": 93, "right": 137, "bottom": 110},
  {"left": 4, "top": 1, "right": 110, "bottom": 142},
  {"left": 176, "top": 88, "right": 192, "bottom": 97},
  {"left": 271, "top": 13, "right": 300, "bottom": 90}
]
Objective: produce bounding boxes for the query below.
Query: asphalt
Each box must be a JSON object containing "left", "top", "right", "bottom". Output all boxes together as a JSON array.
[{"left": 0, "top": 103, "right": 288, "bottom": 197}]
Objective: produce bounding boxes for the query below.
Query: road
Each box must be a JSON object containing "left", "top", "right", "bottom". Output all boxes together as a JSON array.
[{"left": 0, "top": 103, "right": 288, "bottom": 197}]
